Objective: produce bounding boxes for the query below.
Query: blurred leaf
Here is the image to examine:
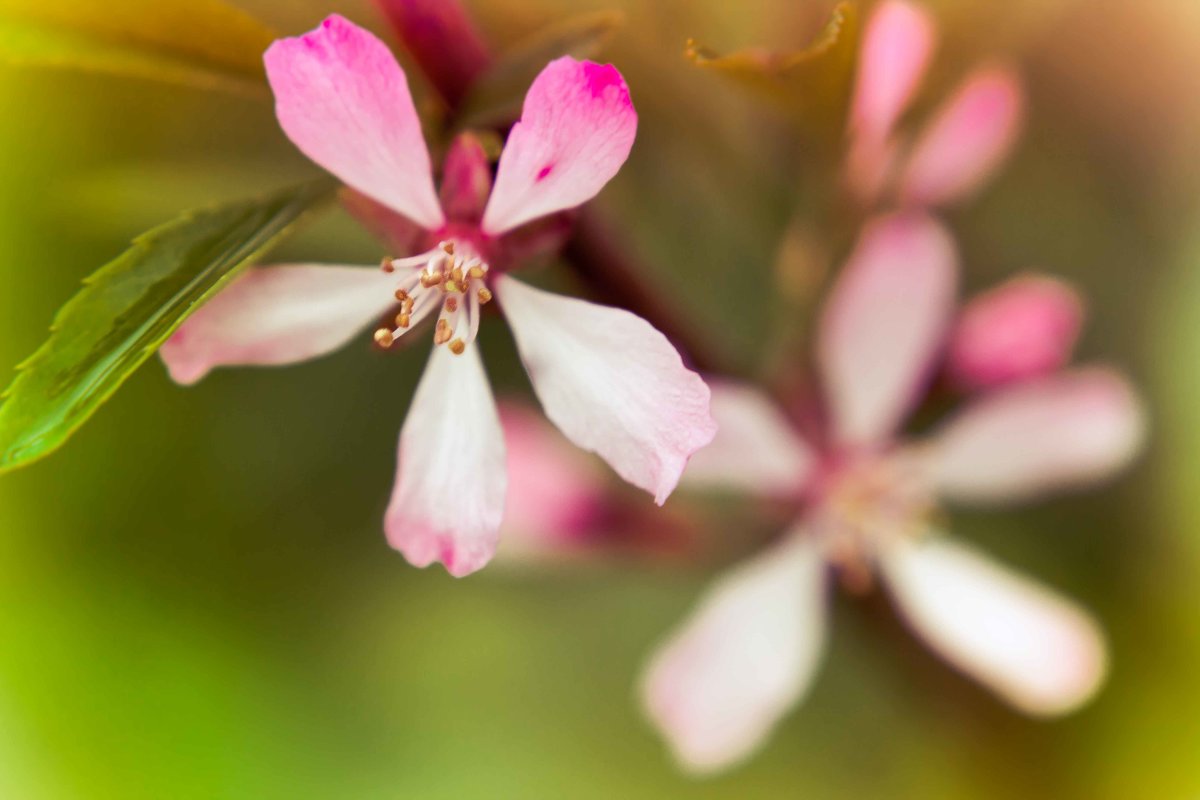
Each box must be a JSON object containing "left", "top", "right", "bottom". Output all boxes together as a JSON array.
[
  {"left": 686, "top": 2, "right": 860, "bottom": 140},
  {"left": 0, "top": 182, "right": 334, "bottom": 473},
  {"left": 0, "top": 0, "right": 275, "bottom": 94},
  {"left": 457, "top": 10, "right": 623, "bottom": 128}
]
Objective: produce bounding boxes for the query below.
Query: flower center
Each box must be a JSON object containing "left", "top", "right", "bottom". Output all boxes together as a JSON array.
[
  {"left": 813, "top": 453, "right": 936, "bottom": 591},
  {"left": 373, "top": 240, "right": 493, "bottom": 355}
]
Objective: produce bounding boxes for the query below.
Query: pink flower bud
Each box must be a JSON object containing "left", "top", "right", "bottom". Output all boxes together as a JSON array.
[
  {"left": 439, "top": 133, "right": 493, "bottom": 221},
  {"left": 948, "top": 274, "right": 1084, "bottom": 391},
  {"left": 373, "top": 0, "right": 490, "bottom": 108}
]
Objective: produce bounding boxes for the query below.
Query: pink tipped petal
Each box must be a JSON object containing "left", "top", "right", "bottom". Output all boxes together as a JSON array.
[
  {"left": 850, "top": 0, "right": 937, "bottom": 143},
  {"left": 901, "top": 67, "right": 1025, "bottom": 207},
  {"left": 948, "top": 274, "right": 1084, "bottom": 391},
  {"left": 883, "top": 537, "right": 1107, "bottom": 715},
  {"left": 641, "top": 533, "right": 827, "bottom": 773},
  {"left": 928, "top": 367, "right": 1146, "bottom": 505},
  {"left": 264, "top": 15, "right": 444, "bottom": 230},
  {"left": 496, "top": 276, "right": 716, "bottom": 505},
  {"left": 818, "top": 213, "right": 959, "bottom": 446},
  {"left": 481, "top": 58, "right": 637, "bottom": 235},
  {"left": 385, "top": 345, "right": 507, "bottom": 577},
  {"left": 683, "top": 382, "right": 817, "bottom": 497},
  {"left": 499, "top": 402, "right": 605, "bottom": 552},
  {"left": 160, "top": 265, "right": 399, "bottom": 385}
]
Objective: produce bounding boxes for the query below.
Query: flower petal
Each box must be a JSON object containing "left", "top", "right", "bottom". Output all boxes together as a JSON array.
[
  {"left": 496, "top": 276, "right": 716, "bottom": 505},
  {"left": 901, "top": 66, "right": 1025, "bottom": 207},
  {"left": 385, "top": 345, "right": 507, "bottom": 578},
  {"left": 481, "top": 57, "right": 637, "bottom": 235},
  {"left": 926, "top": 367, "right": 1145, "bottom": 505},
  {"left": 818, "top": 212, "right": 958, "bottom": 446},
  {"left": 947, "top": 273, "right": 1084, "bottom": 391},
  {"left": 640, "top": 533, "right": 827, "bottom": 774},
  {"left": 849, "top": 0, "right": 937, "bottom": 144},
  {"left": 682, "top": 381, "right": 816, "bottom": 497},
  {"left": 498, "top": 401, "right": 605, "bottom": 552},
  {"left": 882, "top": 537, "right": 1107, "bottom": 715},
  {"left": 159, "top": 264, "right": 398, "bottom": 385},
  {"left": 264, "top": 15, "right": 444, "bottom": 230}
]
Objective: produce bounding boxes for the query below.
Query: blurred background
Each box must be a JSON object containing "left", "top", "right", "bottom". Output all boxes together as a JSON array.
[{"left": 1, "top": 0, "right": 1199, "bottom": 796}]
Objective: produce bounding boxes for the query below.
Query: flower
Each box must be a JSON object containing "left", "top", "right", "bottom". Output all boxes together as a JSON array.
[
  {"left": 159, "top": 15, "right": 716, "bottom": 577},
  {"left": 844, "top": 0, "right": 1024, "bottom": 208},
  {"left": 947, "top": 273, "right": 1085, "bottom": 391},
  {"left": 639, "top": 212, "right": 1145, "bottom": 774}
]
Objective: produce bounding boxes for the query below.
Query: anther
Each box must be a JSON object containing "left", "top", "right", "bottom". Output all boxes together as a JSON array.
[
  {"left": 394, "top": 288, "right": 409, "bottom": 302},
  {"left": 477, "top": 287, "right": 493, "bottom": 305},
  {"left": 445, "top": 296, "right": 459, "bottom": 312},
  {"left": 374, "top": 328, "right": 395, "bottom": 348},
  {"left": 380, "top": 257, "right": 395, "bottom": 273},
  {"left": 448, "top": 338, "right": 466, "bottom": 355},
  {"left": 451, "top": 267, "right": 464, "bottom": 285},
  {"left": 468, "top": 266, "right": 486, "bottom": 279},
  {"left": 441, "top": 241, "right": 455, "bottom": 255},
  {"left": 396, "top": 313, "right": 411, "bottom": 329},
  {"left": 434, "top": 319, "right": 452, "bottom": 345},
  {"left": 444, "top": 280, "right": 462, "bottom": 293},
  {"left": 420, "top": 271, "right": 443, "bottom": 288}
]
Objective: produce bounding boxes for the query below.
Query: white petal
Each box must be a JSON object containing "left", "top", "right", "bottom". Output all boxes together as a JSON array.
[
  {"left": 159, "top": 264, "right": 399, "bottom": 385},
  {"left": 385, "top": 345, "right": 507, "bottom": 577},
  {"left": 640, "top": 532, "right": 827, "bottom": 773},
  {"left": 496, "top": 276, "right": 716, "bottom": 505},
  {"left": 682, "top": 381, "right": 816, "bottom": 496},
  {"left": 818, "top": 213, "right": 958, "bottom": 446},
  {"left": 882, "top": 537, "right": 1107, "bottom": 715},
  {"left": 927, "top": 367, "right": 1146, "bottom": 505}
]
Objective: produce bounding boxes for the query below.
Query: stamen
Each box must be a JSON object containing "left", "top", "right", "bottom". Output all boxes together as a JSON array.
[
  {"left": 395, "top": 288, "right": 409, "bottom": 302},
  {"left": 374, "top": 328, "right": 395, "bottom": 348},
  {"left": 468, "top": 266, "right": 485, "bottom": 280},
  {"left": 450, "top": 267, "right": 464, "bottom": 285},
  {"left": 395, "top": 312, "right": 411, "bottom": 328},
  {"left": 477, "top": 287, "right": 493, "bottom": 305},
  {"left": 380, "top": 256, "right": 395, "bottom": 273},
  {"left": 420, "top": 271, "right": 444, "bottom": 288},
  {"left": 445, "top": 296, "right": 459, "bottom": 312},
  {"left": 441, "top": 241, "right": 455, "bottom": 255},
  {"left": 448, "top": 338, "right": 466, "bottom": 355},
  {"left": 434, "top": 319, "right": 452, "bottom": 345}
]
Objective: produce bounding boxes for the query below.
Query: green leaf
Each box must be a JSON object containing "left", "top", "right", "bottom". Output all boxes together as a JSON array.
[
  {"left": 0, "top": 181, "right": 334, "bottom": 473},
  {"left": 457, "top": 10, "right": 624, "bottom": 128},
  {"left": 0, "top": 0, "right": 276, "bottom": 94},
  {"left": 686, "top": 2, "right": 861, "bottom": 139}
]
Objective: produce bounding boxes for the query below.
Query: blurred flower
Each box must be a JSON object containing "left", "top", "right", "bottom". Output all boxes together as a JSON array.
[
  {"left": 948, "top": 273, "right": 1085, "bottom": 391},
  {"left": 160, "top": 15, "right": 716, "bottom": 577},
  {"left": 845, "top": 0, "right": 1024, "bottom": 208},
  {"left": 640, "top": 213, "right": 1144, "bottom": 774}
]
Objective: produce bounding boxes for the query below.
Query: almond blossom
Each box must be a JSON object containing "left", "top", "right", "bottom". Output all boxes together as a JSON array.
[
  {"left": 844, "top": 0, "right": 1024, "bottom": 208},
  {"left": 640, "top": 212, "right": 1144, "bottom": 774},
  {"left": 159, "top": 15, "right": 716, "bottom": 577}
]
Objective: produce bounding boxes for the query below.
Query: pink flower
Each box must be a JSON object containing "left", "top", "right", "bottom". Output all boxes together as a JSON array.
[
  {"left": 640, "top": 213, "right": 1144, "bottom": 774},
  {"left": 845, "top": 0, "right": 1024, "bottom": 208},
  {"left": 947, "top": 273, "right": 1085, "bottom": 391},
  {"left": 159, "top": 15, "right": 716, "bottom": 577}
]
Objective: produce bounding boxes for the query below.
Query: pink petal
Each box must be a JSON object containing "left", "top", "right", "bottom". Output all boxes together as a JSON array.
[
  {"left": 683, "top": 382, "right": 817, "bottom": 497},
  {"left": 927, "top": 367, "right": 1145, "bottom": 505},
  {"left": 947, "top": 273, "right": 1084, "bottom": 391},
  {"left": 901, "top": 66, "right": 1025, "bottom": 207},
  {"left": 640, "top": 534, "right": 827, "bottom": 773},
  {"left": 849, "top": 0, "right": 937, "bottom": 144},
  {"left": 439, "top": 132, "right": 494, "bottom": 222},
  {"left": 818, "top": 213, "right": 958, "bottom": 446},
  {"left": 264, "top": 15, "right": 444, "bottom": 230},
  {"left": 498, "top": 401, "right": 605, "bottom": 552},
  {"left": 481, "top": 58, "right": 637, "bottom": 236},
  {"left": 883, "top": 537, "right": 1107, "bottom": 715},
  {"left": 496, "top": 276, "right": 716, "bottom": 505},
  {"left": 385, "top": 345, "right": 507, "bottom": 577},
  {"left": 159, "top": 264, "right": 399, "bottom": 385}
]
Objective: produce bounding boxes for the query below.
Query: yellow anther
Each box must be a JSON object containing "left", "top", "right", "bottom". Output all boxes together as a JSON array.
[
  {"left": 477, "top": 287, "right": 493, "bottom": 305},
  {"left": 434, "top": 319, "right": 452, "bottom": 345},
  {"left": 444, "top": 280, "right": 462, "bottom": 293},
  {"left": 395, "top": 312, "right": 411, "bottom": 328},
  {"left": 374, "top": 328, "right": 395, "bottom": 348},
  {"left": 402, "top": 297, "right": 414, "bottom": 313},
  {"left": 451, "top": 267, "right": 464, "bottom": 285},
  {"left": 448, "top": 338, "right": 466, "bottom": 355},
  {"left": 394, "top": 288, "right": 409, "bottom": 302},
  {"left": 468, "top": 266, "right": 486, "bottom": 279},
  {"left": 420, "top": 271, "right": 443, "bottom": 288}
]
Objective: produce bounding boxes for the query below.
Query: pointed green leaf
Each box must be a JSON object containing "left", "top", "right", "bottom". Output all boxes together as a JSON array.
[
  {"left": 686, "top": 2, "right": 860, "bottom": 138},
  {"left": 0, "top": 181, "right": 335, "bottom": 473},
  {"left": 0, "top": 0, "right": 276, "bottom": 94},
  {"left": 457, "top": 10, "right": 624, "bottom": 128}
]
